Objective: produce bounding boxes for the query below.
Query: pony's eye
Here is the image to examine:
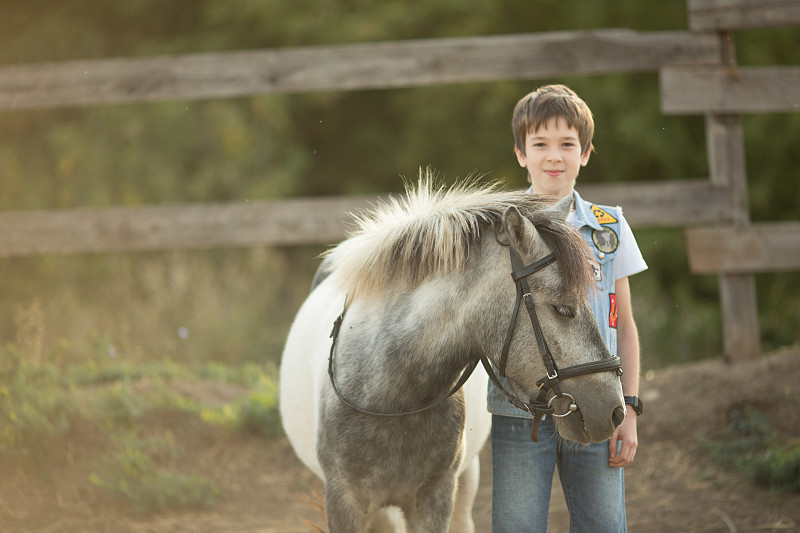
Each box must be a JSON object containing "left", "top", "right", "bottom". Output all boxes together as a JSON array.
[{"left": 553, "top": 305, "right": 575, "bottom": 318}]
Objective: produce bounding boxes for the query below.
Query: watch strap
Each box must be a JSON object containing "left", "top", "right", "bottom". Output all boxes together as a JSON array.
[{"left": 624, "top": 395, "right": 643, "bottom": 416}]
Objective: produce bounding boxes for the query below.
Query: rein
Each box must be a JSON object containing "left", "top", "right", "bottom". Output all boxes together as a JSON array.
[
  {"left": 328, "top": 306, "right": 480, "bottom": 418},
  {"left": 327, "top": 243, "right": 622, "bottom": 441}
]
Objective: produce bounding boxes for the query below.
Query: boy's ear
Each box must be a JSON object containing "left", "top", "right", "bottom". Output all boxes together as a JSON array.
[
  {"left": 514, "top": 145, "right": 527, "bottom": 168},
  {"left": 580, "top": 149, "right": 591, "bottom": 167}
]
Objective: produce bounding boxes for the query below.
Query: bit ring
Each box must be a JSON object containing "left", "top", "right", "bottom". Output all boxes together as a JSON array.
[{"left": 548, "top": 393, "right": 578, "bottom": 418}]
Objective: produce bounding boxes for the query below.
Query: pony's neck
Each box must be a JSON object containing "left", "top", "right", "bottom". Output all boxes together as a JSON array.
[{"left": 346, "top": 238, "right": 508, "bottom": 409}]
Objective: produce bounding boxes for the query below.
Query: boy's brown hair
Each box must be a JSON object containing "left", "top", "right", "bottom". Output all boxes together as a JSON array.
[{"left": 512, "top": 84, "right": 595, "bottom": 156}]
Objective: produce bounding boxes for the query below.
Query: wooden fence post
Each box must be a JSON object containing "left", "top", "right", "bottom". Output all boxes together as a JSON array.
[{"left": 704, "top": 34, "right": 761, "bottom": 361}]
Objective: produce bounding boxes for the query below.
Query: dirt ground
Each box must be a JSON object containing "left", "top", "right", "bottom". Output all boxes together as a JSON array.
[{"left": 1, "top": 348, "right": 799, "bottom": 533}]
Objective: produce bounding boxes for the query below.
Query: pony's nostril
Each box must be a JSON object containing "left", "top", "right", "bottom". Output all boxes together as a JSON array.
[{"left": 612, "top": 406, "right": 626, "bottom": 428}]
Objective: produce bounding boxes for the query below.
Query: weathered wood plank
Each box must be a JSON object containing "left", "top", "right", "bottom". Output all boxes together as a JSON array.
[
  {"left": 0, "top": 196, "right": 374, "bottom": 257},
  {"left": 689, "top": 0, "right": 800, "bottom": 31},
  {"left": 577, "top": 179, "right": 731, "bottom": 228},
  {"left": 718, "top": 274, "right": 762, "bottom": 361},
  {"left": 685, "top": 222, "right": 800, "bottom": 273},
  {"left": 0, "top": 30, "right": 720, "bottom": 110},
  {"left": 0, "top": 180, "right": 732, "bottom": 257},
  {"left": 661, "top": 66, "right": 800, "bottom": 114},
  {"left": 694, "top": 34, "right": 763, "bottom": 362},
  {"left": 705, "top": 115, "right": 749, "bottom": 222}
]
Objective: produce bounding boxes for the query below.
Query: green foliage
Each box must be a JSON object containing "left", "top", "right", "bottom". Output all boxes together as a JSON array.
[
  {"left": 1, "top": 334, "right": 283, "bottom": 460},
  {"left": 90, "top": 432, "right": 219, "bottom": 514},
  {"left": 0, "top": 1, "right": 798, "bottom": 368},
  {"left": 750, "top": 444, "right": 800, "bottom": 493},
  {"left": 701, "top": 405, "right": 800, "bottom": 494},
  {"left": 633, "top": 229, "right": 724, "bottom": 367},
  {"left": 231, "top": 377, "right": 282, "bottom": 438},
  {"left": 199, "top": 374, "right": 282, "bottom": 438},
  {"left": 0, "top": 345, "right": 71, "bottom": 456}
]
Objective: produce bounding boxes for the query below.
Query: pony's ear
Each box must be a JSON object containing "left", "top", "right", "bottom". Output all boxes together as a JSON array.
[
  {"left": 546, "top": 195, "right": 574, "bottom": 222},
  {"left": 503, "top": 206, "right": 540, "bottom": 257}
]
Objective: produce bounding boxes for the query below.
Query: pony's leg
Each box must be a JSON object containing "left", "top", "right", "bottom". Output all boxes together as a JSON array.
[
  {"left": 449, "top": 454, "right": 479, "bottom": 533},
  {"left": 402, "top": 477, "right": 456, "bottom": 533},
  {"left": 325, "top": 483, "right": 370, "bottom": 533}
]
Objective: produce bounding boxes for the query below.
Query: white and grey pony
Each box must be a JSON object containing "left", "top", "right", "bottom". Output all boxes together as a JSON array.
[{"left": 280, "top": 178, "right": 625, "bottom": 532}]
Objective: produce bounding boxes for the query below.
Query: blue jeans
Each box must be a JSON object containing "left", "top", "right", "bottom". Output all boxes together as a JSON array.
[{"left": 491, "top": 414, "right": 626, "bottom": 533}]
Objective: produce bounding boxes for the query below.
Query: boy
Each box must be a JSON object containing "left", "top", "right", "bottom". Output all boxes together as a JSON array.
[{"left": 489, "top": 84, "right": 646, "bottom": 532}]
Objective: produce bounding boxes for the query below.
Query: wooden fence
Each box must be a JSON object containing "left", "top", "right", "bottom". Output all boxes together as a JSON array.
[{"left": 0, "top": 0, "right": 798, "bottom": 361}]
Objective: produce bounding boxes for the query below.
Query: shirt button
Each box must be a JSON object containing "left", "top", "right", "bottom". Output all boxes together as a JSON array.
[{"left": 598, "top": 252, "right": 605, "bottom": 259}]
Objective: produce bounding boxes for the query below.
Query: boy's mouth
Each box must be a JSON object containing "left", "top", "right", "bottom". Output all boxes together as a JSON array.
[{"left": 544, "top": 170, "right": 563, "bottom": 177}]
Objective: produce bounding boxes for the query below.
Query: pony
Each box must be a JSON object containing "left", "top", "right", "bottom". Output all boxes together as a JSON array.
[{"left": 279, "top": 177, "right": 625, "bottom": 532}]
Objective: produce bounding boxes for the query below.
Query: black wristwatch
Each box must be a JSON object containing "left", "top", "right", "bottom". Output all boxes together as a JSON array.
[{"left": 624, "top": 395, "right": 643, "bottom": 416}]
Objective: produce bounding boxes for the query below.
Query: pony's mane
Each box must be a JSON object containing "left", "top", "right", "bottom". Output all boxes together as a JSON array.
[{"left": 326, "top": 174, "right": 593, "bottom": 299}]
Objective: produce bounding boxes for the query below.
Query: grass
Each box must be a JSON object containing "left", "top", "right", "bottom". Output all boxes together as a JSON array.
[
  {"left": 0, "top": 345, "right": 70, "bottom": 456},
  {"left": 89, "top": 432, "right": 219, "bottom": 514},
  {"left": 0, "top": 339, "right": 284, "bottom": 514},
  {"left": 701, "top": 405, "right": 800, "bottom": 494}
]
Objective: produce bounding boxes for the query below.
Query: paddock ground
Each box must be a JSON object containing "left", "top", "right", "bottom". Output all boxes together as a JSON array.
[{"left": 1, "top": 348, "right": 798, "bottom": 532}]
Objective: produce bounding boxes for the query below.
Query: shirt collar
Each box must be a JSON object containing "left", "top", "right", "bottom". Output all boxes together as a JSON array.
[
  {"left": 572, "top": 190, "right": 604, "bottom": 231},
  {"left": 523, "top": 187, "right": 603, "bottom": 230}
]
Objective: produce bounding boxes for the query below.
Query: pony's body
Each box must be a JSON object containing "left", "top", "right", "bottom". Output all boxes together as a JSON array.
[
  {"left": 280, "top": 180, "right": 624, "bottom": 532},
  {"left": 281, "top": 275, "right": 489, "bottom": 531}
]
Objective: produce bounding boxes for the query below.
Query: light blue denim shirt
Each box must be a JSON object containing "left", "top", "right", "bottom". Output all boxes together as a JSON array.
[{"left": 487, "top": 190, "right": 646, "bottom": 418}]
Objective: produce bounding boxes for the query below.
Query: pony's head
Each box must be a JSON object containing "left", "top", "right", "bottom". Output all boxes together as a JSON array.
[{"left": 498, "top": 198, "right": 624, "bottom": 443}]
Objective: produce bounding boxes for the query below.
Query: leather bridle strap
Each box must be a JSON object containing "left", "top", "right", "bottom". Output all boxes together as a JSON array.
[
  {"left": 493, "top": 246, "right": 623, "bottom": 441},
  {"left": 327, "top": 304, "right": 480, "bottom": 418},
  {"left": 498, "top": 253, "right": 557, "bottom": 377}
]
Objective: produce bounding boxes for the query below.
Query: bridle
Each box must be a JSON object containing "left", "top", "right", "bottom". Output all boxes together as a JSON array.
[
  {"left": 484, "top": 245, "right": 623, "bottom": 441},
  {"left": 327, "top": 239, "right": 622, "bottom": 442}
]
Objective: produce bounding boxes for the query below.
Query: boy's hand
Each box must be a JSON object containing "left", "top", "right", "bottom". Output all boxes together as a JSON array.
[{"left": 608, "top": 408, "right": 638, "bottom": 468}]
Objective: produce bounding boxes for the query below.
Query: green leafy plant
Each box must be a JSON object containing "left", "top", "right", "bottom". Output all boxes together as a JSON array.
[
  {"left": 90, "top": 432, "right": 218, "bottom": 514},
  {"left": 200, "top": 374, "right": 282, "bottom": 438},
  {"left": 0, "top": 345, "right": 71, "bottom": 457},
  {"left": 702, "top": 405, "right": 800, "bottom": 493}
]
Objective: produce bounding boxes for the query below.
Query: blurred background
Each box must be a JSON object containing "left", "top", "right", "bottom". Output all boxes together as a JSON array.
[{"left": 0, "top": 0, "right": 798, "bottom": 377}]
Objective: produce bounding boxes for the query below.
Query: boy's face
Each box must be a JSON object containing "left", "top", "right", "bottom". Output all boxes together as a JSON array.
[{"left": 514, "top": 117, "right": 591, "bottom": 199}]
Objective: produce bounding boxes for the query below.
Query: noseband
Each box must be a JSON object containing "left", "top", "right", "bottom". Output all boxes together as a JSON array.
[
  {"left": 327, "top": 241, "right": 622, "bottom": 442},
  {"left": 482, "top": 245, "right": 623, "bottom": 441}
]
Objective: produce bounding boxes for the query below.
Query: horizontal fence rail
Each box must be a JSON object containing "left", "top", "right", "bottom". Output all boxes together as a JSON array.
[
  {"left": 0, "top": 196, "right": 374, "bottom": 257},
  {"left": 0, "top": 180, "right": 730, "bottom": 257},
  {"left": 685, "top": 222, "right": 800, "bottom": 273},
  {"left": 689, "top": 0, "right": 800, "bottom": 31},
  {"left": 577, "top": 180, "right": 731, "bottom": 228},
  {"left": 0, "top": 30, "right": 720, "bottom": 111},
  {"left": 661, "top": 66, "right": 800, "bottom": 114}
]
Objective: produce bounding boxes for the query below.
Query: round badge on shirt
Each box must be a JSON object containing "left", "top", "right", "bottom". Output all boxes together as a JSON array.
[{"left": 592, "top": 227, "right": 618, "bottom": 254}]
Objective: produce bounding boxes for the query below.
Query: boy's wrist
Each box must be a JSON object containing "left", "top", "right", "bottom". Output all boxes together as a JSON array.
[{"left": 624, "top": 395, "right": 643, "bottom": 416}]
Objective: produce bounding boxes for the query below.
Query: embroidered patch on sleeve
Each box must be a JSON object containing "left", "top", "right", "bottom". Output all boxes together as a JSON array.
[
  {"left": 590, "top": 205, "right": 619, "bottom": 224},
  {"left": 609, "top": 293, "right": 618, "bottom": 329}
]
